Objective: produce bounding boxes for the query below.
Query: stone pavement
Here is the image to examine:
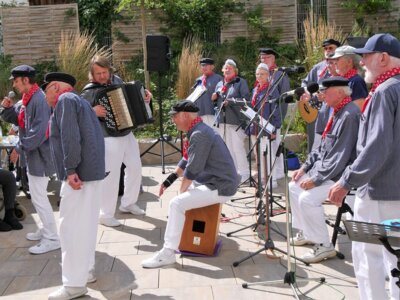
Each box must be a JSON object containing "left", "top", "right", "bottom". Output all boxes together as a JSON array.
[{"left": 0, "top": 165, "right": 361, "bottom": 299}]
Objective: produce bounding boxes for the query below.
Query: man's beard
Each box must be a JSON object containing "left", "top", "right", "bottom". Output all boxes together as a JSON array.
[{"left": 363, "top": 59, "right": 379, "bottom": 83}]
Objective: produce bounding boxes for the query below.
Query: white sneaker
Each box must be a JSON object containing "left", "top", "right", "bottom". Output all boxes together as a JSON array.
[
  {"left": 29, "top": 239, "right": 60, "bottom": 255},
  {"left": 301, "top": 243, "right": 337, "bottom": 263},
  {"left": 291, "top": 231, "right": 315, "bottom": 246},
  {"left": 26, "top": 228, "right": 42, "bottom": 241},
  {"left": 99, "top": 217, "right": 121, "bottom": 227},
  {"left": 141, "top": 248, "right": 176, "bottom": 268},
  {"left": 87, "top": 270, "right": 96, "bottom": 283},
  {"left": 48, "top": 286, "right": 88, "bottom": 300},
  {"left": 119, "top": 204, "right": 145, "bottom": 216}
]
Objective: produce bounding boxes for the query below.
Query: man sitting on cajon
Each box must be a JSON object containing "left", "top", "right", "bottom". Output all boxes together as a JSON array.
[{"left": 142, "top": 100, "right": 240, "bottom": 268}]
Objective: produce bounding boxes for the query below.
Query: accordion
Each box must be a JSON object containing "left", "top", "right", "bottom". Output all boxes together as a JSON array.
[{"left": 96, "top": 81, "right": 153, "bottom": 135}]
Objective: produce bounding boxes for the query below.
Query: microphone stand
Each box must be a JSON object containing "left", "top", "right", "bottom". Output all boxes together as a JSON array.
[{"left": 241, "top": 94, "right": 326, "bottom": 298}]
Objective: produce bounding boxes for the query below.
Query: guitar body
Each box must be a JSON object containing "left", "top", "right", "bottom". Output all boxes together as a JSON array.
[{"left": 298, "top": 96, "right": 323, "bottom": 123}]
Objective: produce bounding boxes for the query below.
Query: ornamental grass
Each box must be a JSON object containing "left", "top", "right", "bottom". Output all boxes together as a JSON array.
[{"left": 58, "top": 31, "right": 111, "bottom": 92}]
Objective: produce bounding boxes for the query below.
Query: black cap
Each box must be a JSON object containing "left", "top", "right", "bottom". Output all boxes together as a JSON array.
[
  {"left": 9, "top": 65, "right": 36, "bottom": 80},
  {"left": 259, "top": 48, "right": 278, "bottom": 56},
  {"left": 320, "top": 76, "right": 349, "bottom": 91},
  {"left": 41, "top": 72, "right": 76, "bottom": 90},
  {"left": 354, "top": 33, "right": 400, "bottom": 58},
  {"left": 322, "top": 38, "right": 341, "bottom": 47},
  {"left": 200, "top": 58, "right": 214, "bottom": 65},
  {"left": 168, "top": 100, "right": 199, "bottom": 116}
]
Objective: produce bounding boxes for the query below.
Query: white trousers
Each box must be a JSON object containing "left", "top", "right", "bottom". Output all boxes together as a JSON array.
[
  {"left": 216, "top": 124, "right": 248, "bottom": 178},
  {"left": 164, "top": 185, "right": 231, "bottom": 250},
  {"left": 59, "top": 180, "right": 102, "bottom": 287},
  {"left": 100, "top": 134, "right": 142, "bottom": 219},
  {"left": 288, "top": 174, "right": 334, "bottom": 244},
  {"left": 352, "top": 193, "right": 400, "bottom": 300},
  {"left": 27, "top": 173, "right": 58, "bottom": 241},
  {"left": 251, "top": 130, "right": 284, "bottom": 183}
]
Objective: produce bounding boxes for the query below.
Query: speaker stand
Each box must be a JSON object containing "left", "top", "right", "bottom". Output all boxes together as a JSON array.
[{"left": 141, "top": 72, "right": 181, "bottom": 174}]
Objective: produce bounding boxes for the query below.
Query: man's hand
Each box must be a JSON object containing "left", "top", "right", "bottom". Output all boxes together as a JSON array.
[
  {"left": 67, "top": 173, "right": 83, "bottom": 190},
  {"left": 299, "top": 92, "right": 310, "bottom": 103},
  {"left": 159, "top": 183, "right": 167, "bottom": 197},
  {"left": 299, "top": 178, "right": 315, "bottom": 190},
  {"left": 328, "top": 181, "right": 349, "bottom": 207},
  {"left": 211, "top": 93, "right": 218, "bottom": 101},
  {"left": 1, "top": 97, "right": 13, "bottom": 108},
  {"left": 93, "top": 105, "right": 106, "bottom": 117},
  {"left": 291, "top": 168, "right": 305, "bottom": 182},
  {"left": 144, "top": 89, "right": 152, "bottom": 102},
  {"left": 10, "top": 149, "right": 19, "bottom": 164}
]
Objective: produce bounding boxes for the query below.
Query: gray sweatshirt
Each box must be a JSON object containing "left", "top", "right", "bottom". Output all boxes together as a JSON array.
[
  {"left": 177, "top": 122, "right": 240, "bottom": 196},
  {"left": 303, "top": 101, "right": 360, "bottom": 186},
  {"left": 49, "top": 92, "right": 105, "bottom": 182},
  {"left": 339, "top": 75, "right": 400, "bottom": 200}
]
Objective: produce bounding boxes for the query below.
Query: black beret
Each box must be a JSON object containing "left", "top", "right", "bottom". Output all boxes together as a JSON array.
[
  {"left": 168, "top": 100, "right": 199, "bottom": 116},
  {"left": 320, "top": 76, "right": 349, "bottom": 91},
  {"left": 200, "top": 58, "right": 214, "bottom": 65},
  {"left": 41, "top": 72, "right": 76, "bottom": 90},
  {"left": 259, "top": 48, "right": 278, "bottom": 56},
  {"left": 322, "top": 38, "right": 341, "bottom": 47},
  {"left": 9, "top": 65, "right": 36, "bottom": 80}
]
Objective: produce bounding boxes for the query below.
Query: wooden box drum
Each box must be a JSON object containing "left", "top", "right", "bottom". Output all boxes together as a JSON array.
[{"left": 179, "top": 203, "right": 222, "bottom": 255}]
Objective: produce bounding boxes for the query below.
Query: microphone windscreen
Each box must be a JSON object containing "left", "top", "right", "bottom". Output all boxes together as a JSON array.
[
  {"left": 284, "top": 94, "right": 294, "bottom": 103},
  {"left": 307, "top": 82, "right": 319, "bottom": 94},
  {"left": 297, "top": 66, "right": 306, "bottom": 73},
  {"left": 294, "top": 87, "right": 305, "bottom": 98}
]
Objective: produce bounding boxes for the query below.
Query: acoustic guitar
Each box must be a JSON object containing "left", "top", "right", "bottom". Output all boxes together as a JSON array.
[{"left": 298, "top": 96, "right": 323, "bottom": 123}]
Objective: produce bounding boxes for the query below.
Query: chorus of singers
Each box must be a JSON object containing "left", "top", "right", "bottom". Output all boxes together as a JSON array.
[{"left": 0, "top": 33, "right": 399, "bottom": 300}]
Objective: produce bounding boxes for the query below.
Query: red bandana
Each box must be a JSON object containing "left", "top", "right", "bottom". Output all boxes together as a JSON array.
[
  {"left": 322, "top": 96, "right": 352, "bottom": 139},
  {"left": 45, "top": 87, "right": 74, "bottom": 139},
  {"left": 251, "top": 82, "right": 269, "bottom": 107},
  {"left": 201, "top": 75, "right": 207, "bottom": 87},
  {"left": 342, "top": 68, "right": 357, "bottom": 79},
  {"left": 318, "top": 62, "right": 329, "bottom": 79},
  {"left": 361, "top": 67, "right": 400, "bottom": 113},
  {"left": 182, "top": 116, "right": 203, "bottom": 160},
  {"left": 18, "top": 83, "right": 40, "bottom": 129},
  {"left": 221, "top": 75, "right": 236, "bottom": 94}
]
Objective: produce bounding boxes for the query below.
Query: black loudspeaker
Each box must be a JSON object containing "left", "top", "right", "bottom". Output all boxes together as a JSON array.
[{"left": 146, "top": 35, "right": 171, "bottom": 72}]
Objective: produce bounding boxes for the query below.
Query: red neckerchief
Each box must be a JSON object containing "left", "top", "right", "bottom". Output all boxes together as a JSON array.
[
  {"left": 318, "top": 61, "right": 329, "bottom": 79},
  {"left": 182, "top": 116, "right": 203, "bottom": 160},
  {"left": 342, "top": 68, "right": 357, "bottom": 79},
  {"left": 45, "top": 87, "right": 74, "bottom": 139},
  {"left": 18, "top": 83, "right": 40, "bottom": 129},
  {"left": 269, "top": 64, "right": 277, "bottom": 73},
  {"left": 362, "top": 67, "right": 400, "bottom": 113},
  {"left": 221, "top": 75, "right": 236, "bottom": 94},
  {"left": 201, "top": 75, "right": 207, "bottom": 87},
  {"left": 322, "top": 96, "right": 352, "bottom": 139},
  {"left": 251, "top": 82, "right": 269, "bottom": 107}
]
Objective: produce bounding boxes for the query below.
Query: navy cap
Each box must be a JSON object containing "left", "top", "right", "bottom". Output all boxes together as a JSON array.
[
  {"left": 9, "top": 65, "right": 36, "bottom": 80},
  {"left": 168, "top": 100, "right": 199, "bottom": 116},
  {"left": 41, "top": 72, "right": 76, "bottom": 90},
  {"left": 200, "top": 58, "right": 214, "bottom": 65},
  {"left": 259, "top": 48, "right": 278, "bottom": 56},
  {"left": 320, "top": 76, "right": 349, "bottom": 91},
  {"left": 322, "top": 38, "right": 341, "bottom": 47},
  {"left": 354, "top": 33, "right": 400, "bottom": 58}
]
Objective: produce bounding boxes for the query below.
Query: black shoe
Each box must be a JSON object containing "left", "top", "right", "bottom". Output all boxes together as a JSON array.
[
  {"left": 4, "top": 216, "right": 23, "bottom": 230},
  {"left": 0, "top": 220, "right": 12, "bottom": 232}
]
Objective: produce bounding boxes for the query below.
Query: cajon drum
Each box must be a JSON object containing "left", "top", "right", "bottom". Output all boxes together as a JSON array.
[{"left": 179, "top": 203, "right": 222, "bottom": 255}]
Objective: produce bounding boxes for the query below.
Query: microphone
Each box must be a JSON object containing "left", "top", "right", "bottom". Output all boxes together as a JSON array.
[
  {"left": 282, "top": 82, "right": 319, "bottom": 99},
  {"left": 191, "top": 79, "right": 201, "bottom": 90},
  {"left": 8, "top": 91, "right": 15, "bottom": 100},
  {"left": 274, "top": 66, "right": 306, "bottom": 74}
]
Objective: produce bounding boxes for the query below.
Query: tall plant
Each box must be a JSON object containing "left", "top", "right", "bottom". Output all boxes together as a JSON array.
[
  {"left": 300, "top": 13, "right": 343, "bottom": 72},
  {"left": 176, "top": 37, "right": 203, "bottom": 99},
  {"left": 58, "top": 31, "right": 111, "bottom": 92}
]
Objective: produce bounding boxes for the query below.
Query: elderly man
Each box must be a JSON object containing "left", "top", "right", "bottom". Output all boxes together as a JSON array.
[
  {"left": 191, "top": 58, "right": 222, "bottom": 127},
  {"left": 141, "top": 100, "right": 239, "bottom": 268},
  {"left": 329, "top": 33, "right": 400, "bottom": 300},
  {"left": 0, "top": 65, "right": 59, "bottom": 254},
  {"left": 211, "top": 59, "right": 251, "bottom": 182},
  {"left": 81, "top": 55, "right": 151, "bottom": 227},
  {"left": 43, "top": 72, "right": 105, "bottom": 300},
  {"left": 301, "top": 38, "right": 341, "bottom": 152},
  {"left": 289, "top": 77, "right": 360, "bottom": 263},
  {"left": 330, "top": 45, "right": 368, "bottom": 109}
]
